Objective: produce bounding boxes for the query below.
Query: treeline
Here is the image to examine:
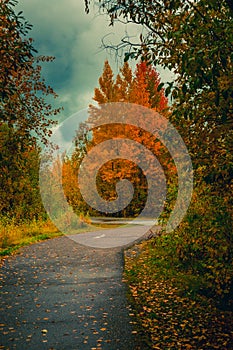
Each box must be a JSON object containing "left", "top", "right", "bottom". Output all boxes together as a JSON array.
[
  {"left": 0, "top": 0, "right": 59, "bottom": 222},
  {"left": 0, "top": 126, "right": 43, "bottom": 220},
  {"left": 60, "top": 57, "right": 233, "bottom": 300},
  {"left": 83, "top": 0, "right": 233, "bottom": 302},
  {"left": 0, "top": 0, "right": 232, "bottom": 303}
]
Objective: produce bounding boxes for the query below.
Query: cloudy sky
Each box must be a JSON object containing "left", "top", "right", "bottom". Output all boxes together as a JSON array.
[{"left": 17, "top": 0, "right": 173, "bottom": 123}]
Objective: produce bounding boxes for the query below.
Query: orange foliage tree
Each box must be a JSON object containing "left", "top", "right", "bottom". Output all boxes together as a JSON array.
[{"left": 63, "top": 61, "right": 176, "bottom": 219}]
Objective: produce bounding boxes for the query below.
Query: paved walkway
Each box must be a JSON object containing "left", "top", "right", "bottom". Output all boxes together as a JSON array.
[
  {"left": 0, "top": 235, "right": 149, "bottom": 350},
  {"left": 67, "top": 225, "right": 149, "bottom": 248}
]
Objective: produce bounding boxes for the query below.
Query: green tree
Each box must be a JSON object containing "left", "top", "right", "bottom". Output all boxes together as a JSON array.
[
  {"left": 0, "top": 0, "right": 60, "bottom": 219},
  {"left": 84, "top": 1, "right": 233, "bottom": 186},
  {"left": 1, "top": 0, "right": 60, "bottom": 144},
  {"left": 0, "top": 124, "right": 44, "bottom": 219},
  {"left": 84, "top": 0, "right": 233, "bottom": 299}
]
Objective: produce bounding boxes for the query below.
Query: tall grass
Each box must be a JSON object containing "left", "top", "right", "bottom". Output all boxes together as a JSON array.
[{"left": 0, "top": 217, "right": 61, "bottom": 256}]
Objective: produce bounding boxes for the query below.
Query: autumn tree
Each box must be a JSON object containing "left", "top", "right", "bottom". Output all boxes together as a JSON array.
[
  {"left": 92, "top": 60, "right": 168, "bottom": 111},
  {"left": 84, "top": 0, "right": 233, "bottom": 189},
  {"left": 68, "top": 60, "right": 173, "bottom": 218},
  {"left": 0, "top": 0, "right": 60, "bottom": 219},
  {"left": 84, "top": 0, "right": 233, "bottom": 298}
]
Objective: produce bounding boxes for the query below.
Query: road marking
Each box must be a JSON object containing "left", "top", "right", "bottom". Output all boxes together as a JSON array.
[{"left": 94, "top": 234, "right": 106, "bottom": 239}]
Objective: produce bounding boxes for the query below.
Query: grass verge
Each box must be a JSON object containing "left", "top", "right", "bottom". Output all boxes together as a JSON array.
[
  {"left": 0, "top": 218, "right": 63, "bottom": 257},
  {"left": 0, "top": 217, "right": 125, "bottom": 258},
  {"left": 124, "top": 236, "right": 233, "bottom": 349}
]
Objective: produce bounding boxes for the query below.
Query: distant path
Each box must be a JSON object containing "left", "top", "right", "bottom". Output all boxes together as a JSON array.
[
  {"left": 0, "top": 235, "right": 149, "bottom": 350},
  {"left": 68, "top": 225, "right": 150, "bottom": 248}
]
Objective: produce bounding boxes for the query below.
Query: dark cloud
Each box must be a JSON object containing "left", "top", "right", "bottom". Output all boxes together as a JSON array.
[
  {"left": 17, "top": 1, "right": 106, "bottom": 118},
  {"left": 17, "top": 0, "right": 173, "bottom": 124}
]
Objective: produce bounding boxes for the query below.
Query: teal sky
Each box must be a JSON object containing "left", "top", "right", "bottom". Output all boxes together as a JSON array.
[{"left": 17, "top": 0, "right": 173, "bottom": 123}]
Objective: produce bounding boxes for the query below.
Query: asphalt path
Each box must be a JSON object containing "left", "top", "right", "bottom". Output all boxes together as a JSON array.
[
  {"left": 0, "top": 232, "right": 151, "bottom": 350},
  {"left": 68, "top": 225, "right": 150, "bottom": 248}
]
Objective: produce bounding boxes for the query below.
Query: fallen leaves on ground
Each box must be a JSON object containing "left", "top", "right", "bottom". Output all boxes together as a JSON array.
[{"left": 124, "top": 242, "right": 233, "bottom": 350}]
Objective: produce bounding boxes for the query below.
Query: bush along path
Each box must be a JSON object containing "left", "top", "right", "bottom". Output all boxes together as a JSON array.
[
  {"left": 124, "top": 239, "right": 233, "bottom": 350},
  {"left": 0, "top": 235, "right": 149, "bottom": 350}
]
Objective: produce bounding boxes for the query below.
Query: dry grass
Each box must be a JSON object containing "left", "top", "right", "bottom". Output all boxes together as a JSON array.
[{"left": 0, "top": 217, "right": 61, "bottom": 254}]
